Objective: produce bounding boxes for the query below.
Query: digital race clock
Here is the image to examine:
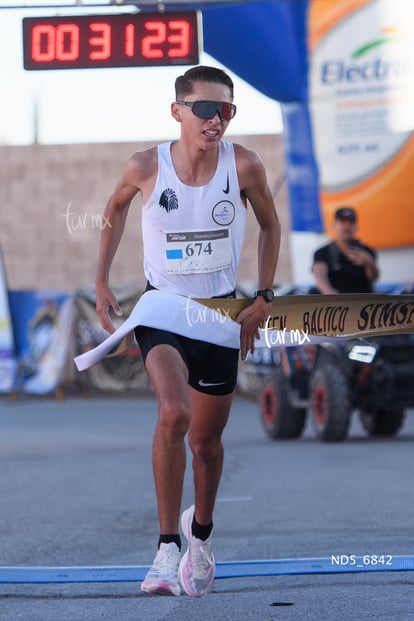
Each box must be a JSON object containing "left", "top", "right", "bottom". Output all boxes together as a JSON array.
[{"left": 22, "top": 12, "right": 200, "bottom": 70}]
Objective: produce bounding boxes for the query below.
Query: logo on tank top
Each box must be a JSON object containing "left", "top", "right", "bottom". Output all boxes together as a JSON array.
[
  {"left": 212, "top": 200, "right": 235, "bottom": 226},
  {"left": 159, "top": 188, "right": 178, "bottom": 213},
  {"left": 222, "top": 172, "right": 230, "bottom": 194}
]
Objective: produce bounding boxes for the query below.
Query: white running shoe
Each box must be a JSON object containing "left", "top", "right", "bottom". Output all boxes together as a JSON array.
[
  {"left": 141, "top": 542, "right": 181, "bottom": 596},
  {"left": 179, "top": 505, "right": 215, "bottom": 598}
]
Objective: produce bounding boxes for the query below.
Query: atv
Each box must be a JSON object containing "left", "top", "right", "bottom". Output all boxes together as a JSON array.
[{"left": 247, "top": 284, "right": 414, "bottom": 442}]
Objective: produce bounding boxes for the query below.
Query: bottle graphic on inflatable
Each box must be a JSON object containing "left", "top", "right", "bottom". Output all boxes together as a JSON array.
[{"left": 308, "top": 0, "right": 414, "bottom": 281}]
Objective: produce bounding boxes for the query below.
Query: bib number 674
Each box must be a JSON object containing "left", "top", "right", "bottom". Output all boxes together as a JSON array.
[{"left": 185, "top": 241, "right": 213, "bottom": 256}]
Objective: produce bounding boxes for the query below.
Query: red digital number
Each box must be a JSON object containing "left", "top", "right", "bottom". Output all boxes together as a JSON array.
[
  {"left": 89, "top": 22, "right": 111, "bottom": 60},
  {"left": 167, "top": 20, "right": 190, "bottom": 58},
  {"left": 32, "top": 23, "right": 80, "bottom": 62},
  {"left": 125, "top": 24, "right": 135, "bottom": 58},
  {"left": 56, "top": 25, "right": 79, "bottom": 61},
  {"left": 32, "top": 24, "right": 55, "bottom": 62},
  {"left": 142, "top": 21, "right": 165, "bottom": 59},
  {"left": 23, "top": 13, "right": 199, "bottom": 70},
  {"left": 141, "top": 19, "right": 191, "bottom": 59}
]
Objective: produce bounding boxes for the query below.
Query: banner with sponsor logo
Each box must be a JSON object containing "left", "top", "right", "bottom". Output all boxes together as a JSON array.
[
  {"left": 308, "top": 0, "right": 414, "bottom": 249},
  {"left": 0, "top": 251, "right": 17, "bottom": 393},
  {"left": 205, "top": 0, "right": 414, "bottom": 275},
  {"left": 203, "top": 0, "right": 322, "bottom": 233},
  {"left": 8, "top": 290, "right": 74, "bottom": 394}
]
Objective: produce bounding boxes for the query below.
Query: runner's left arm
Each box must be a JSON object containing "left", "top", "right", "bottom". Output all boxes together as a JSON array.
[{"left": 235, "top": 146, "right": 281, "bottom": 360}]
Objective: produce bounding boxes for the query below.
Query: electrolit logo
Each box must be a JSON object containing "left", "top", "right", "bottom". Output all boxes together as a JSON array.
[
  {"left": 321, "top": 28, "right": 413, "bottom": 85},
  {"left": 352, "top": 27, "right": 404, "bottom": 58},
  {"left": 308, "top": 0, "right": 414, "bottom": 251},
  {"left": 309, "top": 0, "right": 414, "bottom": 190}
]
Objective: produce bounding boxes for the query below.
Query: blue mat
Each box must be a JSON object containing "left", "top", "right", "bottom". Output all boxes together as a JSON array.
[{"left": 1, "top": 556, "right": 413, "bottom": 584}]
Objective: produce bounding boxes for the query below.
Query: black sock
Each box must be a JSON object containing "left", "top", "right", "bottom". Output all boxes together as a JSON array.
[
  {"left": 191, "top": 516, "right": 213, "bottom": 541},
  {"left": 158, "top": 534, "right": 181, "bottom": 551}
]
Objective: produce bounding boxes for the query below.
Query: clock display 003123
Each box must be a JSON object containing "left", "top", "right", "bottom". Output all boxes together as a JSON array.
[{"left": 22, "top": 12, "right": 200, "bottom": 70}]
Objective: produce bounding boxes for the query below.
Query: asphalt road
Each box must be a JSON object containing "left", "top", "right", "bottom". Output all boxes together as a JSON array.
[{"left": 0, "top": 393, "right": 413, "bottom": 621}]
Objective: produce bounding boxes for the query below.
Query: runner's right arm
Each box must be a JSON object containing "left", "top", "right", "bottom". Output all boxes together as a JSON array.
[{"left": 95, "top": 154, "right": 147, "bottom": 333}]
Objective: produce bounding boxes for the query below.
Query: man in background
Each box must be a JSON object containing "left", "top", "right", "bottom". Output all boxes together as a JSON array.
[{"left": 312, "top": 206, "right": 379, "bottom": 294}]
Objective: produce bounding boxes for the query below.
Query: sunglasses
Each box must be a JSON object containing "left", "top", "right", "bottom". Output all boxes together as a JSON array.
[{"left": 175, "top": 100, "right": 237, "bottom": 121}]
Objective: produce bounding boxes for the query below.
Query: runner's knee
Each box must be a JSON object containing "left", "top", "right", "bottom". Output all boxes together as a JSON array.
[
  {"left": 157, "top": 398, "right": 191, "bottom": 437},
  {"left": 189, "top": 434, "right": 223, "bottom": 463}
]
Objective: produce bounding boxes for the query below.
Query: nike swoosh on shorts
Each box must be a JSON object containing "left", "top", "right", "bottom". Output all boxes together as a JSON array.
[{"left": 198, "top": 379, "right": 228, "bottom": 387}]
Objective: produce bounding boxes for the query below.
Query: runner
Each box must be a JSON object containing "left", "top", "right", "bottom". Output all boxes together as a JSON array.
[{"left": 94, "top": 65, "right": 281, "bottom": 597}]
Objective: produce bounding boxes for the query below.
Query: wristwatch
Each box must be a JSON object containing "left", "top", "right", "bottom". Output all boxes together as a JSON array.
[{"left": 254, "top": 288, "right": 274, "bottom": 303}]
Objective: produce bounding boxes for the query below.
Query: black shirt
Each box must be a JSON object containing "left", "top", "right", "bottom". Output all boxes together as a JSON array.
[{"left": 313, "top": 241, "right": 376, "bottom": 293}]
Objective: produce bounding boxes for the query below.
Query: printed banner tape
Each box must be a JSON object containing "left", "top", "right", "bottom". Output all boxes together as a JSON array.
[
  {"left": 196, "top": 293, "right": 414, "bottom": 338},
  {"left": 74, "top": 291, "right": 414, "bottom": 371},
  {"left": 107, "top": 292, "right": 414, "bottom": 357}
]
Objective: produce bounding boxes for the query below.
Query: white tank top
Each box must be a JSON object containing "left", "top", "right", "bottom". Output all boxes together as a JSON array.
[{"left": 142, "top": 141, "right": 247, "bottom": 298}]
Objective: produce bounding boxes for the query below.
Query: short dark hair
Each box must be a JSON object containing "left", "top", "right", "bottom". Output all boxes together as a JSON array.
[
  {"left": 335, "top": 206, "right": 357, "bottom": 222},
  {"left": 175, "top": 66, "right": 234, "bottom": 100}
]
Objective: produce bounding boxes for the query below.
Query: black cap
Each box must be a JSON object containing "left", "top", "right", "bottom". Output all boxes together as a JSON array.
[{"left": 335, "top": 207, "right": 357, "bottom": 222}]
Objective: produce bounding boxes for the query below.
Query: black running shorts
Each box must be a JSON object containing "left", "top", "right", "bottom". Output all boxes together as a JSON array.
[{"left": 134, "top": 326, "right": 239, "bottom": 396}]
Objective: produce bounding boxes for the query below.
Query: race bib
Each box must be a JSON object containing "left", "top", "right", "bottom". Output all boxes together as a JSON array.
[{"left": 165, "top": 229, "right": 232, "bottom": 274}]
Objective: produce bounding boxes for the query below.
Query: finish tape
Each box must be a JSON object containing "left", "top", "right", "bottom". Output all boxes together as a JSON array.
[{"left": 74, "top": 290, "right": 414, "bottom": 371}]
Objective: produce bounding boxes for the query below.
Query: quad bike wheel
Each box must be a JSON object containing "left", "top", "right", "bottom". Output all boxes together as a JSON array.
[
  {"left": 359, "top": 408, "right": 406, "bottom": 437},
  {"left": 310, "top": 362, "right": 352, "bottom": 442},
  {"left": 260, "top": 369, "right": 307, "bottom": 439}
]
